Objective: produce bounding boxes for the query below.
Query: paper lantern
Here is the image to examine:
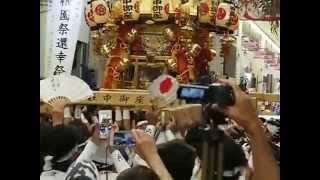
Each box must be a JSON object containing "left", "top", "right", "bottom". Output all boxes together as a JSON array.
[
  {"left": 139, "top": 0, "right": 152, "bottom": 14},
  {"left": 228, "top": 9, "right": 240, "bottom": 31},
  {"left": 169, "top": 0, "right": 180, "bottom": 14},
  {"left": 121, "top": 0, "right": 140, "bottom": 21},
  {"left": 91, "top": 0, "right": 110, "bottom": 24},
  {"left": 215, "top": 2, "right": 240, "bottom": 31},
  {"left": 111, "top": 0, "right": 123, "bottom": 20},
  {"left": 84, "top": 3, "right": 97, "bottom": 27},
  {"left": 152, "top": 0, "right": 169, "bottom": 21},
  {"left": 215, "top": 2, "right": 231, "bottom": 28},
  {"left": 198, "top": 0, "right": 217, "bottom": 25}
]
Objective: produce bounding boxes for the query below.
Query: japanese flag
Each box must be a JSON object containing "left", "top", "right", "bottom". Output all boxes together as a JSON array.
[{"left": 149, "top": 75, "right": 179, "bottom": 108}]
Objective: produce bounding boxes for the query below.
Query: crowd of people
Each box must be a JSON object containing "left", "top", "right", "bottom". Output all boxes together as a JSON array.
[{"left": 40, "top": 80, "right": 280, "bottom": 180}]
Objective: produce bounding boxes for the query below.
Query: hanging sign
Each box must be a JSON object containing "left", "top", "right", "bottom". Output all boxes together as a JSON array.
[{"left": 46, "top": 0, "right": 86, "bottom": 76}]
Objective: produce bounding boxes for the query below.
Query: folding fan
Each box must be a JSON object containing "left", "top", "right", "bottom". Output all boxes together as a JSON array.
[{"left": 40, "top": 74, "right": 93, "bottom": 104}]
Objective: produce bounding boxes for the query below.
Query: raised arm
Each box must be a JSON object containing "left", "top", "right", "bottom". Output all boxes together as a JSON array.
[
  {"left": 131, "top": 129, "right": 173, "bottom": 180},
  {"left": 213, "top": 79, "right": 279, "bottom": 180}
]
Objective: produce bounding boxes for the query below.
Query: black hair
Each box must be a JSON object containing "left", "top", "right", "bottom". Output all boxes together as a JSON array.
[
  {"left": 72, "top": 177, "right": 91, "bottom": 180},
  {"left": 185, "top": 127, "right": 247, "bottom": 179},
  {"left": 259, "top": 117, "right": 267, "bottom": 123},
  {"left": 82, "top": 105, "right": 98, "bottom": 124},
  {"left": 68, "top": 119, "right": 91, "bottom": 144},
  {"left": 157, "top": 139, "right": 197, "bottom": 180},
  {"left": 41, "top": 124, "right": 81, "bottom": 172},
  {"left": 116, "top": 165, "right": 160, "bottom": 180},
  {"left": 40, "top": 121, "right": 53, "bottom": 174}
]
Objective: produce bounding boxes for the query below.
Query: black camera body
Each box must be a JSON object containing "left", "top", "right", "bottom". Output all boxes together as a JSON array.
[{"left": 177, "top": 83, "right": 235, "bottom": 107}]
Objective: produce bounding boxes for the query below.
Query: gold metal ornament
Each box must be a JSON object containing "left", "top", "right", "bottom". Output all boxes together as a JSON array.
[
  {"left": 91, "top": 30, "right": 100, "bottom": 39},
  {"left": 101, "top": 44, "right": 112, "bottom": 57},
  {"left": 190, "top": 44, "right": 202, "bottom": 57},
  {"left": 126, "top": 28, "right": 138, "bottom": 44},
  {"left": 180, "top": 3, "right": 194, "bottom": 31},
  {"left": 163, "top": 28, "right": 175, "bottom": 41},
  {"left": 118, "top": 58, "right": 129, "bottom": 71}
]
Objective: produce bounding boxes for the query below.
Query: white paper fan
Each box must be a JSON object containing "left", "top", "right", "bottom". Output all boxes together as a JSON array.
[{"left": 40, "top": 74, "right": 93, "bottom": 104}]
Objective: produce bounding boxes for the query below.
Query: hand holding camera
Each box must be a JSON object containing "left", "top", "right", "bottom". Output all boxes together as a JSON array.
[{"left": 210, "top": 79, "right": 261, "bottom": 135}]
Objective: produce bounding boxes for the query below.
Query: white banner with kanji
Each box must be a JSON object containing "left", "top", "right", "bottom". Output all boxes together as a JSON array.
[{"left": 46, "top": 0, "right": 86, "bottom": 76}]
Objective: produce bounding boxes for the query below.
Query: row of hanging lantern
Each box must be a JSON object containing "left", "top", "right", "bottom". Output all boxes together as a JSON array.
[
  {"left": 85, "top": 0, "right": 240, "bottom": 61},
  {"left": 85, "top": 0, "right": 241, "bottom": 34}
]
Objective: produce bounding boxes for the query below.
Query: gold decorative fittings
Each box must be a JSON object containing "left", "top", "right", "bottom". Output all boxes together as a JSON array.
[{"left": 163, "top": 28, "right": 175, "bottom": 41}]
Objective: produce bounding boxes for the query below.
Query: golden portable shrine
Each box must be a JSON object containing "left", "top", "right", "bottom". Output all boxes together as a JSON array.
[{"left": 85, "top": 0, "right": 240, "bottom": 92}]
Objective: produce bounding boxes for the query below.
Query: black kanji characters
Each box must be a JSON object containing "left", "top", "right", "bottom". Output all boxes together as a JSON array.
[
  {"left": 53, "top": 65, "right": 66, "bottom": 75},
  {"left": 56, "top": 51, "right": 67, "bottom": 63},
  {"left": 88, "top": 95, "right": 97, "bottom": 101},
  {"left": 60, "top": 10, "right": 70, "bottom": 21},
  {"left": 58, "top": 23, "right": 69, "bottom": 35},
  {"left": 119, "top": 95, "right": 130, "bottom": 104},
  {"left": 103, "top": 95, "right": 112, "bottom": 103},
  {"left": 60, "top": 0, "right": 70, "bottom": 6},
  {"left": 135, "top": 96, "right": 144, "bottom": 104},
  {"left": 56, "top": 38, "right": 68, "bottom": 49}
]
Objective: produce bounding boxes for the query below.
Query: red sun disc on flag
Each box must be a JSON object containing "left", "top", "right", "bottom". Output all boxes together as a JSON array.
[
  {"left": 95, "top": 4, "right": 106, "bottom": 16},
  {"left": 216, "top": 8, "right": 226, "bottom": 20},
  {"left": 199, "top": 3, "right": 209, "bottom": 16},
  {"left": 160, "top": 77, "right": 173, "bottom": 94}
]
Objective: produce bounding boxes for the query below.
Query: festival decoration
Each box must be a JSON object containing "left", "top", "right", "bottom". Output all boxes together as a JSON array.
[
  {"left": 198, "top": 0, "right": 218, "bottom": 25},
  {"left": 90, "top": 0, "right": 111, "bottom": 24},
  {"left": 84, "top": 3, "right": 97, "bottom": 27},
  {"left": 121, "top": 0, "right": 140, "bottom": 21},
  {"left": 152, "top": 0, "right": 170, "bottom": 21},
  {"left": 82, "top": 0, "right": 279, "bottom": 88}
]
